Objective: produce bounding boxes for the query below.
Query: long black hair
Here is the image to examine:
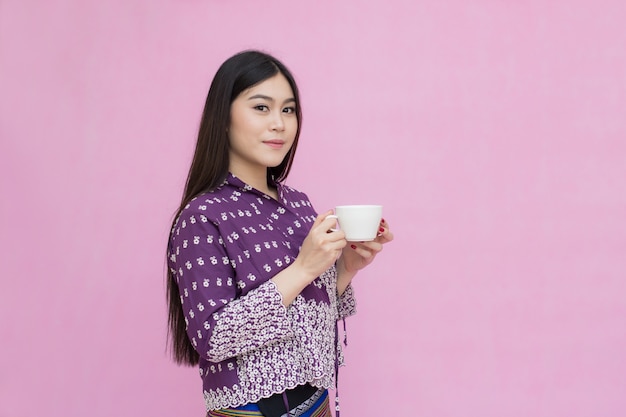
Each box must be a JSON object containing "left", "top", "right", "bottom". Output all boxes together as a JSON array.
[{"left": 166, "top": 50, "right": 303, "bottom": 365}]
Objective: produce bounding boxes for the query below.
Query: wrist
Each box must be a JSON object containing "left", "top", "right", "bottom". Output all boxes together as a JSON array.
[
  {"left": 271, "top": 261, "right": 318, "bottom": 307},
  {"left": 290, "top": 258, "right": 319, "bottom": 285},
  {"left": 336, "top": 257, "right": 356, "bottom": 278},
  {"left": 336, "top": 259, "right": 357, "bottom": 295}
]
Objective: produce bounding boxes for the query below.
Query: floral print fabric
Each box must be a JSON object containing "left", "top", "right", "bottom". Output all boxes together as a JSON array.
[{"left": 168, "top": 173, "right": 356, "bottom": 410}]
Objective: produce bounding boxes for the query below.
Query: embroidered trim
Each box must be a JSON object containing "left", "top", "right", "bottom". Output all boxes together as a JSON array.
[
  {"left": 283, "top": 389, "right": 324, "bottom": 417},
  {"left": 203, "top": 271, "right": 349, "bottom": 410},
  {"left": 337, "top": 285, "right": 356, "bottom": 318},
  {"left": 207, "top": 281, "right": 291, "bottom": 362}
]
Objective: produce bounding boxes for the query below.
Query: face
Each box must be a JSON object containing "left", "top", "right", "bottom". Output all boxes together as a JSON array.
[{"left": 228, "top": 73, "right": 298, "bottom": 180}]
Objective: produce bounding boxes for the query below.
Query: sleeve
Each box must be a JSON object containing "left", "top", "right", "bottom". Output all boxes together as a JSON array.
[
  {"left": 337, "top": 283, "right": 357, "bottom": 319},
  {"left": 171, "top": 209, "right": 294, "bottom": 363}
]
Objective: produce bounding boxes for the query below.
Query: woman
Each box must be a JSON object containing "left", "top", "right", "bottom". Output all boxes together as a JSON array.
[{"left": 166, "top": 50, "right": 393, "bottom": 417}]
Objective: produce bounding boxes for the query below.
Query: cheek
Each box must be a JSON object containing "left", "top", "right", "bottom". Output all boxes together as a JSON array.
[
  {"left": 287, "top": 119, "right": 299, "bottom": 138},
  {"left": 228, "top": 105, "right": 255, "bottom": 135},
  {"left": 228, "top": 117, "right": 254, "bottom": 141}
]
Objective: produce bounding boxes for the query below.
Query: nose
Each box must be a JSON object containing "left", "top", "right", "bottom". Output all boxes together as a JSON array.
[{"left": 270, "top": 110, "right": 285, "bottom": 132}]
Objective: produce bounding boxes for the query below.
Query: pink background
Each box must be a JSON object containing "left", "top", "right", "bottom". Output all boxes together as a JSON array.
[{"left": 1, "top": 1, "right": 625, "bottom": 416}]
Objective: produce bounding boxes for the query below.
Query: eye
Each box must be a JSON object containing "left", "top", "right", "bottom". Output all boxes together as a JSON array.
[
  {"left": 254, "top": 105, "right": 269, "bottom": 112},
  {"left": 282, "top": 106, "right": 296, "bottom": 114}
]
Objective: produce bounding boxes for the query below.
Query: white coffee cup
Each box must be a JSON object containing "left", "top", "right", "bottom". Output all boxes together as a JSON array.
[{"left": 327, "top": 205, "right": 383, "bottom": 242}]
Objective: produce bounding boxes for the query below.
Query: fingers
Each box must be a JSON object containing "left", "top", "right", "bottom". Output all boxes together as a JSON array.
[
  {"left": 377, "top": 218, "right": 394, "bottom": 242},
  {"left": 355, "top": 240, "right": 383, "bottom": 251},
  {"left": 347, "top": 218, "right": 392, "bottom": 257},
  {"left": 312, "top": 210, "right": 334, "bottom": 228},
  {"left": 349, "top": 240, "right": 383, "bottom": 258},
  {"left": 298, "top": 212, "right": 346, "bottom": 278},
  {"left": 313, "top": 210, "right": 345, "bottom": 241},
  {"left": 348, "top": 245, "right": 375, "bottom": 259}
]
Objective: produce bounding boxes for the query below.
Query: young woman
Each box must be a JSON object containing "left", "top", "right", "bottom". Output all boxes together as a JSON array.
[{"left": 166, "top": 50, "right": 393, "bottom": 417}]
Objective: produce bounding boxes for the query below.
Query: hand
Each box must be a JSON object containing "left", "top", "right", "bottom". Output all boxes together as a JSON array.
[
  {"left": 337, "top": 218, "right": 394, "bottom": 287},
  {"left": 294, "top": 210, "right": 347, "bottom": 282}
]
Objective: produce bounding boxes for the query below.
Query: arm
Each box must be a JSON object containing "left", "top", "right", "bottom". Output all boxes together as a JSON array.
[
  {"left": 334, "top": 218, "right": 394, "bottom": 317},
  {"left": 336, "top": 262, "right": 358, "bottom": 319},
  {"left": 271, "top": 210, "right": 347, "bottom": 305},
  {"left": 172, "top": 210, "right": 347, "bottom": 362},
  {"left": 172, "top": 211, "right": 292, "bottom": 363}
]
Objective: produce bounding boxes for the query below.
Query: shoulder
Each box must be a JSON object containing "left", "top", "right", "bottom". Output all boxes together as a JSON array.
[
  {"left": 279, "top": 182, "right": 307, "bottom": 199},
  {"left": 279, "top": 184, "right": 316, "bottom": 212},
  {"left": 281, "top": 183, "right": 304, "bottom": 195},
  {"left": 177, "top": 191, "right": 231, "bottom": 224},
  {"left": 170, "top": 196, "right": 216, "bottom": 241},
  {"left": 172, "top": 186, "right": 231, "bottom": 230}
]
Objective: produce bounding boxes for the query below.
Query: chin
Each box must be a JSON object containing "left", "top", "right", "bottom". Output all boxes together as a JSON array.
[{"left": 265, "top": 156, "right": 289, "bottom": 168}]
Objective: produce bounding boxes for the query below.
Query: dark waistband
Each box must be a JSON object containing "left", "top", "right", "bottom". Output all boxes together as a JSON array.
[{"left": 256, "top": 383, "right": 319, "bottom": 417}]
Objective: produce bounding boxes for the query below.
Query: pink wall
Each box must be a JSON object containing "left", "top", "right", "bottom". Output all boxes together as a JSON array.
[{"left": 1, "top": 1, "right": 625, "bottom": 416}]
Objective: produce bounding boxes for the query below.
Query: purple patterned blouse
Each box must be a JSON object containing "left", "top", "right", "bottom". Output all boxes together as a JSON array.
[{"left": 168, "top": 173, "right": 357, "bottom": 411}]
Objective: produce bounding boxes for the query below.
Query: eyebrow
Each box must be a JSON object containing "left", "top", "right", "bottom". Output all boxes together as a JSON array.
[{"left": 248, "top": 94, "right": 296, "bottom": 104}]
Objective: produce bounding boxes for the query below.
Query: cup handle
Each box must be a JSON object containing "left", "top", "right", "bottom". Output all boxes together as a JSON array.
[{"left": 325, "top": 214, "right": 338, "bottom": 232}]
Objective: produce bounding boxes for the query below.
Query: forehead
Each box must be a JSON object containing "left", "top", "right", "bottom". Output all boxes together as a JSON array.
[{"left": 239, "top": 73, "right": 294, "bottom": 99}]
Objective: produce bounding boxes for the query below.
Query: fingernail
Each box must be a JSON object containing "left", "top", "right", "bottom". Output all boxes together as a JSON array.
[
  {"left": 379, "top": 227, "right": 385, "bottom": 232},
  {"left": 381, "top": 218, "right": 386, "bottom": 224},
  {"left": 350, "top": 244, "right": 357, "bottom": 249}
]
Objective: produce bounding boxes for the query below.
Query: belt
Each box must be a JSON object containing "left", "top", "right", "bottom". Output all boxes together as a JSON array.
[{"left": 257, "top": 383, "right": 319, "bottom": 417}]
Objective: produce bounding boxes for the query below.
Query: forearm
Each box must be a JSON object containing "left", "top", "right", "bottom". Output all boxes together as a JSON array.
[
  {"left": 336, "top": 259, "right": 358, "bottom": 318},
  {"left": 336, "top": 258, "right": 357, "bottom": 296},
  {"left": 271, "top": 259, "right": 318, "bottom": 306}
]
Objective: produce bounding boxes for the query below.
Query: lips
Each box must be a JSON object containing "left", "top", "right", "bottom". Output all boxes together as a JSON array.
[{"left": 263, "top": 139, "right": 286, "bottom": 149}]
